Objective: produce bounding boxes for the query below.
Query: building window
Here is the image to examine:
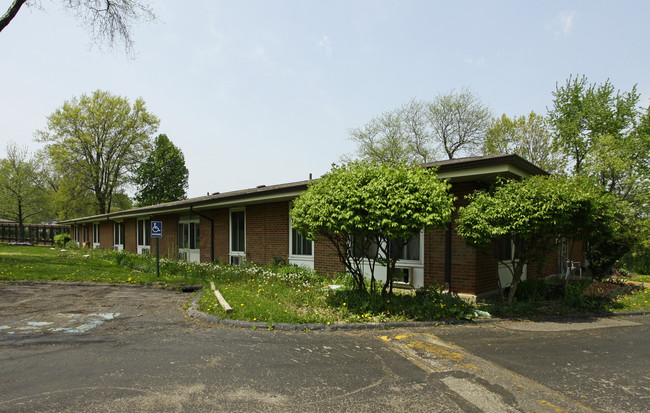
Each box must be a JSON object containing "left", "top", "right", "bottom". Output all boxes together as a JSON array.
[
  {"left": 137, "top": 219, "right": 151, "bottom": 247},
  {"left": 178, "top": 221, "right": 200, "bottom": 250},
  {"left": 350, "top": 235, "right": 379, "bottom": 259},
  {"left": 230, "top": 209, "right": 245, "bottom": 253},
  {"left": 390, "top": 232, "right": 421, "bottom": 261},
  {"left": 93, "top": 223, "right": 100, "bottom": 245},
  {"left": 291, "top": 228, "right": 312, "bottom": 256},
  {"left": 114, "top": 222, "right": 124, "bottom": 247},
  {"left": 497, "top": 238, "right": 512, "bottom": 261}
]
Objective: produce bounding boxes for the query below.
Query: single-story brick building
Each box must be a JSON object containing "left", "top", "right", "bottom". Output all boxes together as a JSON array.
[{"left": 62, "top": 154, "right": 581, "bottom": 298}]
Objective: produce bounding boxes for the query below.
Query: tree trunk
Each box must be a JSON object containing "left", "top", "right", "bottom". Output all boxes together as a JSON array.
[{"left": 0, "top": 0, "right": 27, "bottom": 33}]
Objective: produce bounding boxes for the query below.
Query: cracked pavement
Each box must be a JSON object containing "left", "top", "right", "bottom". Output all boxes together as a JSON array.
[{"left": 1, "top": 283, "right": 648, "bottom": 412}]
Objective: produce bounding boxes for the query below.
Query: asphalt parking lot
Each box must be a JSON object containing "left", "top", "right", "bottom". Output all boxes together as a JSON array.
[{"left": 1, "top": 282, "right": 648, "bottom": 412}]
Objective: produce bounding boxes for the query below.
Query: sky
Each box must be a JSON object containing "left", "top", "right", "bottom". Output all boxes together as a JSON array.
[{"left": 1, "top": 0, "right": 649, "bottom": 198}]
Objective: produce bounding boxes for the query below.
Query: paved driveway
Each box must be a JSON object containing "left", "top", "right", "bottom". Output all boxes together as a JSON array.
[{"left": 1, "top": 283, "right": 647, "bottom": 412}]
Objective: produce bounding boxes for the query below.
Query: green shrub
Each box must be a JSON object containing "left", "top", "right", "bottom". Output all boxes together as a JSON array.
[
  {"left": 54, "top": 233, "right": 71, "bottom": 248},
  {"left": 514, "top": 278, "right": 565, "bottom": 301},
  {"left": 325, "top": 283, "right": 475, "bottom": 322},
  {"left": 619, "top": 252, "right": 650, "bottom": 276},
  {"left": 563, "top": 280, "right": 609, "bottom": 312}
]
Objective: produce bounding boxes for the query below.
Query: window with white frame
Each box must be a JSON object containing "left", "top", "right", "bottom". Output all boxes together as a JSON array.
[
  {"left": 137, "top": 219, "right": 151, "bottom": 254},
  {"left": 137, "top": 219, "right": 151, "bottom": 247},
  {"left": 93, "top": 223, "right": 100, "bottom": 246},
  {"left": 291, "top": 227, "right": 312, "bottom": 256},
  {"left": 390, "top": 232, "right": 421, "bottom": 261},
  {"left": 113, "top": 222, "right": 124, "bottom": 248},
  {"left": 177, "top": 218, "right": 200, "bottom": 262},
  {"left": 178, "top": 221, "right": 200, "bottom": 250},
  {"left": 230, "top": 209, "right": 245, "bottom": 263}
]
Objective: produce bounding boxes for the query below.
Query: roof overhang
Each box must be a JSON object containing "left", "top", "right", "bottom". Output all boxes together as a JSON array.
[{"left": 62, "top": 154, "right": 546, "bottom": 225}]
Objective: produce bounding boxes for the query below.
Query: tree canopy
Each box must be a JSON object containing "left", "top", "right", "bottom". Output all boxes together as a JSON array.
[
  {"left": 548, "top": 75, "right": 644, "bottom": 175},
  {"left": 457, "top": 175, "right": 620, "bottom": 302},
  {"left": 37, "top": 90, "right": 159, "bottom": 215},
  {"left": 346, "top": 89, "right": 491, "bottom": 164},
  {"left": 346, "top": 100, "right": 434, "bottom": 165},
  {"left": 483, "top": 112, "right": 564, "bottom": 174},
  {"left": 0, "top": 142, "right": 49, "bottom": 232},
  {"left": 291, "top": 161, "right": 455, "bottom": 296},
  {"left": 1, "top": 0, "right": 155, "bottom": 54},
  {"left": 428, "top": 88, "right": 492, "bottom": 159},
  {"left": 133, "top": 134, "right": 189, "bottom": 206},
  {"left": 548, "top": 75, "right": 650, "bottom": 268}
]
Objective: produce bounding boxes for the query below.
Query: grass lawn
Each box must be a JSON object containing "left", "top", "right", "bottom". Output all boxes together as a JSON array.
[
  {"left": 197, "top": 264, "right": 475, "bottom": 324},
  {"left": 0, "top": 244, "right": 201, "bottom": 287},
  {"left": 1, "top": 243, "right": 647, "bottom": 323},
  {"left": 0, "top": 243, "right": 475, "bottom": 324}
]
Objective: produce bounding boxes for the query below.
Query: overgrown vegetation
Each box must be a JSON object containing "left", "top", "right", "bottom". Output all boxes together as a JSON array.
[
  {"left": 479, "top": 277, "right": 649, "bottom": 318},
  {"left": 291, "top": 161, "right": 455, "bottom": 297},
  {"left": 0, "top": 244, "right": 477, "bottom": 324},
  {"left": 2, "top": 244, "right": 647, "bottom": 324},
  {"left": 201, "top": 264, "right": 475, "bottom": 324},
  {"left": 54, "top": 232, "right": 71, "bottom": 248}
]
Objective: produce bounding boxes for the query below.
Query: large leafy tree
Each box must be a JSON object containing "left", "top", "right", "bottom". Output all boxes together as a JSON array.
[
  {"left": 548, "top": 75, "right": 643, "bottom": 175},
  {"left": 548, "top": 75, "right": 650, "bottom": 269},
  {"left": 291, "top": 161, "right": 455, "bottom": 296},
  {"left": 133, "top": 134, "right": 189, "bottom": 206},
  {"left": 484, "top": 112, "right": 564, "bottom": 174},
  {"left": 37, "top": 155, "right": 96, "bottom": 221},
  {"left": 1, "top": 0, "right": 155, "bottom": 54},
  {"left": 37, "top": 90, "right": 159, "bottom": 215},
  {"left": 0, "top": 142, "right": 50, "bottom": 236},
  {"left": 457, "top": 176, "right": 620, "bottom": 302}
]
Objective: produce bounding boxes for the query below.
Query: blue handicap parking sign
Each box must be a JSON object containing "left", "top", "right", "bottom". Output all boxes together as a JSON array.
[{"left": 151, "top": 221, "right": 163, "bottom": 238}]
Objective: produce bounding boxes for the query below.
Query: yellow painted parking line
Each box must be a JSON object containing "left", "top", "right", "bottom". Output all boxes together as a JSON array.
[{"left": 377, "top": 332, "right": 597, "bottom": 413}]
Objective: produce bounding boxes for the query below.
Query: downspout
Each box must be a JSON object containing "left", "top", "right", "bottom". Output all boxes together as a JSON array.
[
  {"left": 190, "top": 206, "right": 215, "bottom": 262},
  {"left": 445, "top": 222, "right": 452, "bottom": 292}
]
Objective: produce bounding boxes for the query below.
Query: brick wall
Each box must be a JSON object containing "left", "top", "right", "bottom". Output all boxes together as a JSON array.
[
  {"left": 124, "top": 219, "right": 137, "bottom": 251},
  {"left": 198, "top": 209, "right": 229, "bottom": 263},
  {"left": 314, "top": 238, "right": 345, "bottom": 277},
  {"left": 150, "top": 215, "right": 179, "bottom": 259},
  {"left": 421, "top": 181, "right": 507, "bottom": 296},
  {"left": 98, "top": 221, "right": 112, "bottom": 248},
  {"left": 424, "top": 227, "right": 446, "bottom": 288},
  {"left": 246, "top": 202, "right": 290, "bottom": 265}
]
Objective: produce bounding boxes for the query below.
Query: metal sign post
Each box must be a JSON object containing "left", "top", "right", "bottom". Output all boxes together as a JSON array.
[{"left": 151, "top": 221, "right": 163, "bottom": 277}]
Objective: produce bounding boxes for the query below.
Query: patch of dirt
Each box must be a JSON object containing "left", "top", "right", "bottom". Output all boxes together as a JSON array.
[{"left": 582, "top": 280, "right": 643, "bottom": 298}]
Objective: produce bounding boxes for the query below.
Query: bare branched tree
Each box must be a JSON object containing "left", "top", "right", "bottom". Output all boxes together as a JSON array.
[
  {"left": 427, "top": 88, "right": 492, "bottom": 159},
  {"left": 1, "top": 0, "right": 155, "bottom": 55}
]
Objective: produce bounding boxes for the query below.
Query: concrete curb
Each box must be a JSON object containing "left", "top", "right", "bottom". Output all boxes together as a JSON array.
[
  {"left": 187, "top": 292, "right": 650, "bottom": 331},
  {"left": 186, "top": 293, "right": 473, "bottom": 331}
]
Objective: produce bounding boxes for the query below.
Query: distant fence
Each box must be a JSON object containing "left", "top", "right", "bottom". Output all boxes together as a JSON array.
[{"left": 0, "top": 223, "right": 71, "bottom": 246}]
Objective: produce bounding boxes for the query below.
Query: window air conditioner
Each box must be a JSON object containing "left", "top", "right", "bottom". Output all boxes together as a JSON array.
[
  {"left": 178, "top": 251, "right": 189, "bottom": 261},
  {"left": 230, "top": 255, "right": 242, "bottom": 265},
  {"left": 141, "top": 247, "right": 151, "bottom": 255}
]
